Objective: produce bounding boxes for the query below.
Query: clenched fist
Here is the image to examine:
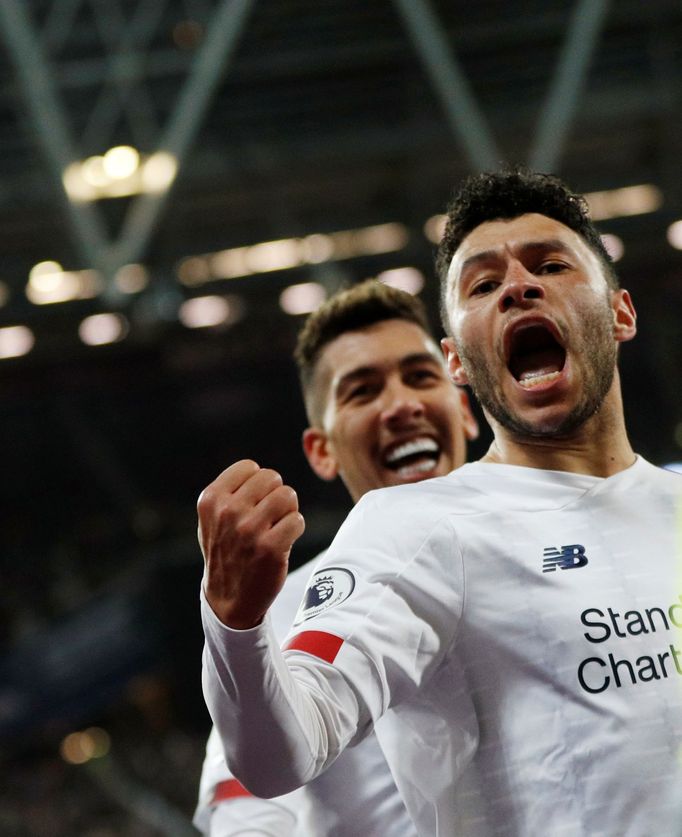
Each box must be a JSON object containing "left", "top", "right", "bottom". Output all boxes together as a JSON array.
[{"left": 198, "top": 460, "right": 305, "bottom": 629}]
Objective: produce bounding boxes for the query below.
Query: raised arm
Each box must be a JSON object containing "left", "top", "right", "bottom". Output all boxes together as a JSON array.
[{"left": 198, "top": 460, "right": 362, "bottom": 798}]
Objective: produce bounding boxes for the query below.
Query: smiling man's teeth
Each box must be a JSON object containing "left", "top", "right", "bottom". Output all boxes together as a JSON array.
[
  {"left": 385, "top": 437, "right": 438, "bottom": 463},
  {"left": 518, "top": 369, "right": 561, "bottom": 389},
  {"left": 396, "top": 458, "right": 438, "bottom": 478}
]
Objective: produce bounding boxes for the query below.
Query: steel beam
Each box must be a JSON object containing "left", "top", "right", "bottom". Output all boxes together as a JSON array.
[
  {"left": 109, "top": 0, "right": 257, "bottom": 270},
  {"left": 82, "top": 0, "right": 167, "bottom": 152},
  {"left": 392, "top": 0, "right": 501, "bottom": 170},
  {"left": 0, "top": 0, "right": 112, "bottom": 274},
  {"left": 529, "top": 0, "right": 611, "bottom": 172},
  {"left": 41, "top": 0, "right": 85, "bottom": 54}
]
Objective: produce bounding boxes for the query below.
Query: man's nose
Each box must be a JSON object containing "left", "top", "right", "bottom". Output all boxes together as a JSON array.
[
  {"left": 498, "top": 263, "right": 544, "bottom": 312},
  {"left": 380, "top": 385, "right": 425, "bottom": 425}
]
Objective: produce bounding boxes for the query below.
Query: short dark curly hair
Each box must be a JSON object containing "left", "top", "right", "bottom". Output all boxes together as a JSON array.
[
  {"left": 295, "top": 279, "right": 431, "bottom": 425},
  {"left": 435, "top": 168, "right": 619, "bottom": 331}
]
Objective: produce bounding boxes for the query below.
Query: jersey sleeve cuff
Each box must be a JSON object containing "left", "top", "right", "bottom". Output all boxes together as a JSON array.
[{"left": 200, "top": 584, "right": 274, "bottom": 651}]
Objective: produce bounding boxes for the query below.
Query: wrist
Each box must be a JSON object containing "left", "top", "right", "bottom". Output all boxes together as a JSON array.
[{"left": 203, "top": 587, "right": 266, "bottom": 630}]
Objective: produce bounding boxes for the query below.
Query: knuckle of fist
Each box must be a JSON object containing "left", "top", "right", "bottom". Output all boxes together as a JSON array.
[
  {"left": 231, "top": 459, "right": 258, "bottom": 478},
  {"left": 280, "top": 485, "right": 298, "bottom": 506},
  {"left": 261, "top": 468, "right": 283, "bottom": 487},
  {"left": 197, "top": 487, "right": 215, "bottom": 512},
  {"left": 273, "top": 485, "right": 297, "bottom": 503}
]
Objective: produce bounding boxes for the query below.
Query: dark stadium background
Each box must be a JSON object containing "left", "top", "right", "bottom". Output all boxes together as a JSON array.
[{"left": 1, "top": 1, "right": 682, "bottom": 833}]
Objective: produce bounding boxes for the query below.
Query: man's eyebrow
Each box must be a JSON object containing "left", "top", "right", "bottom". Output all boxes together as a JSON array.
[
  {"left": 518, "top": 239, "right": 575, "bottom": 257},
  {"left": 334, "top": 353, "right": 441, "bottom": 395},
  {"left": 459, "top": 249, "right": 500, "bottom": 277},
  {"left": 399, "top": 352, "right": 442, "bottom": 368},
  {"left": 459, "top": 238, "right": 576, "bottom": 278},
  {"left": 333, "top": 365, "right": 378, "bottom": 395}
]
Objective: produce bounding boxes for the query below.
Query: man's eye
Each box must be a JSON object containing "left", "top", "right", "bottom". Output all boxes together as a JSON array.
[
  {"left": 471, "top": 280, "right": 496, "bottom": 296},
  {"left": 537, "top": 261, "right": 567, "bottom": 274},
  {"left": 347, "top": 383, "right": 374, "bottom": 400},
  {"left": 407, "top": 368, "right": 439, "bottom": 386}
]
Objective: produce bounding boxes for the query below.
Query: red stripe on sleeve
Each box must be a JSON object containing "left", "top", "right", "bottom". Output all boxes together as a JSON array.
[
  {"left": 212, "top": 778, "right": 253, "bottom": 803},
  {"left": 282, "top": 630, "right": 344, "bottom": 664}
]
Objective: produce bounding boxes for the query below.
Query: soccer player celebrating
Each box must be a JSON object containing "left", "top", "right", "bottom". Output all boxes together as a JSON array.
[
  {"left": 194, "top": 280, "right": 478, "bottom": 835},
  {"left": 199, "top": 170, "right": 682, "bottom": 836}
]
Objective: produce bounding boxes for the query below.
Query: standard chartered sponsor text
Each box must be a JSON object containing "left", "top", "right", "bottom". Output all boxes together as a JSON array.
[{"left": 577, "top": 596, "right": 682, "bottom": 694}]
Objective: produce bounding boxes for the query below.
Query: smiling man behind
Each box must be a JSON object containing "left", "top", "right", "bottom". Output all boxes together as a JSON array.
[{"left": 199, "top": 170, "right": 682, "bottom": 836}]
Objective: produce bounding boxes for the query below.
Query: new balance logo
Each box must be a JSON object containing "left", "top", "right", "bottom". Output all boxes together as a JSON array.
[{"left": 542, "top": 544, "right": 588, "bottom": 573}]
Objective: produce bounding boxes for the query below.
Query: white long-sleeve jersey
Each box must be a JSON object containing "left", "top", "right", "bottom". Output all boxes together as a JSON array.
[
  {"left": 195, "top": 558, "right": 416, "bottom": 837},
  {"left": 202, "top": 457, "right": 682, "bottom": 836}
]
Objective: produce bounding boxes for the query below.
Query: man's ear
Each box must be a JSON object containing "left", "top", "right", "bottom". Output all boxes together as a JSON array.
[
  {"left": 302, "top": 427, "right": 338, "bottom": 482},
  {"left": 458, "top": 388, "right": 479, "bottom": 441},
  {"left": 612, "top": 289, "right": 637, "bottom": 344},
  {"left": 441, "top": 336, "right": 469, "bottom": 386}
]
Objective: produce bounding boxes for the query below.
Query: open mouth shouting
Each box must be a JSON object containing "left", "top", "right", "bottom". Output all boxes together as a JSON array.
[
  {"left": 505, "top": 319, "right": 567, "bottom": 391},
  {"left": 383, "top": 436, "right": 441, "bottom": 479}
]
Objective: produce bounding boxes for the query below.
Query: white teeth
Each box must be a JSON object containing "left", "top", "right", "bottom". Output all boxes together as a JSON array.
[
  {"left": 518, "top": 370, "right": 561, "bottom": 389},
  {"left": 396, "top": 458, "right": 437, "bottom": 478},
  {"left": 386, "top": 437, "right": 438, "bottom": 463}
]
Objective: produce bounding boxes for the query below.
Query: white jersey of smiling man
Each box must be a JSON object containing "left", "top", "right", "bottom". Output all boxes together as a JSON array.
[
  {"left": 194, "top": 280, "right": 478, "bottom": 836},
  {"left": 199, "top": 170, "right": 682, "bottom": 837}
]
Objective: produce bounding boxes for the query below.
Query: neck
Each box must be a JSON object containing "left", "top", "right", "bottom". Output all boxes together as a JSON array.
[{"left": 481, "top": 374, "right": 635, "bottom": 478}]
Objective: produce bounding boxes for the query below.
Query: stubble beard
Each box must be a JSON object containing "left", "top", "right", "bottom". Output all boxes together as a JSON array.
[{"left": 456, "top": 299, "right": 617, "bottom": 439}]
